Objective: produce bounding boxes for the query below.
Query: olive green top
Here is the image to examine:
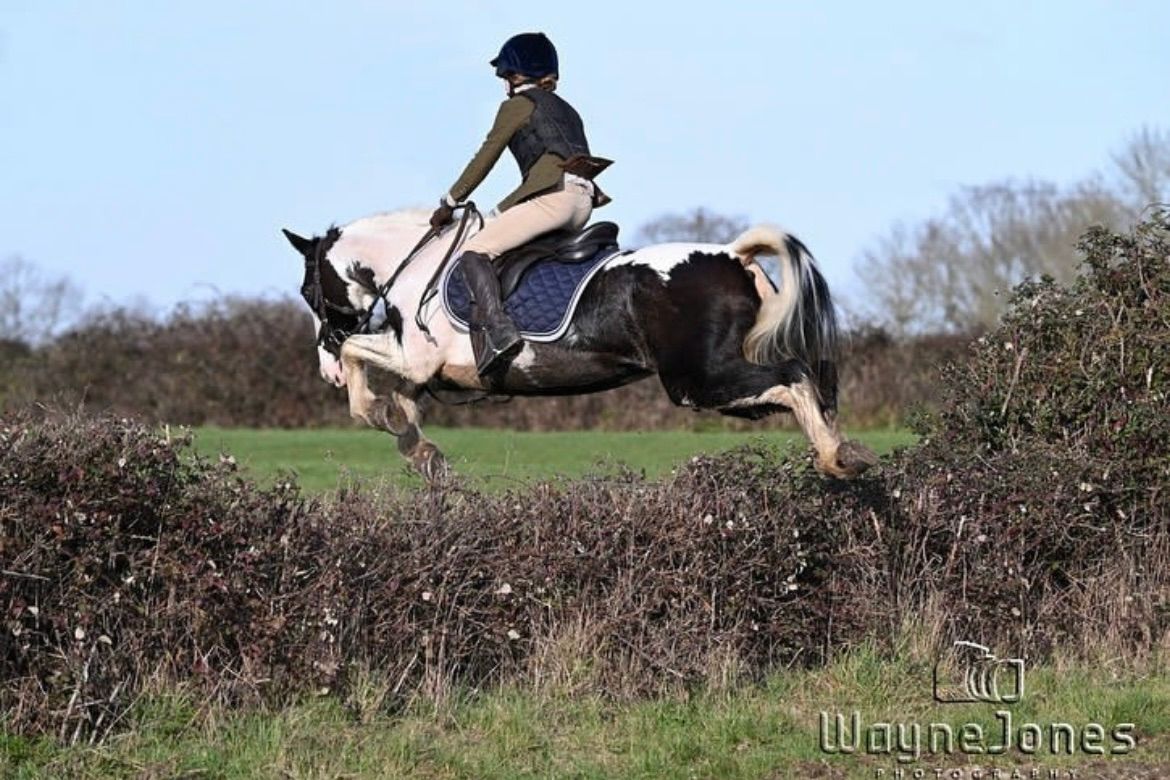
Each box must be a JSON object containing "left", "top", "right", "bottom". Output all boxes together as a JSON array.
[{"left": 447, "top": 94, "right": 571, "bottom": 212}]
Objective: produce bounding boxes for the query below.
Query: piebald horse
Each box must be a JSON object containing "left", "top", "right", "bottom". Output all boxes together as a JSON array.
[{"left": 283, "top": 209, "right": 877, "bottom": 479}]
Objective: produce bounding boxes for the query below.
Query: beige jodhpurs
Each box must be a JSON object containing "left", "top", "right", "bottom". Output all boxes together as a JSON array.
[{"left": 463, "top": 181, "right": 594, "bottom": 259}]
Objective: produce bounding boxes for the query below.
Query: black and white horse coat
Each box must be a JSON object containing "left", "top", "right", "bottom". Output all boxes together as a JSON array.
[{"left": 283, "top": 209, "right": 876, "bottom": 479}]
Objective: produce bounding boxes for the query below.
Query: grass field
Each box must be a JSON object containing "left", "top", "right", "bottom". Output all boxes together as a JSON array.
[
  {"left": 6, "top": 649, "right": 1167, "bottom": 779},
  {"left": 191, "top": 426, "right": 917, "bottom": 493}
]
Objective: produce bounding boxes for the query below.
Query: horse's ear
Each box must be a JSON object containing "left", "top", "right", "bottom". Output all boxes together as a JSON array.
[{"left": 282, "top": 228, "right": 314, "bottom": 256}]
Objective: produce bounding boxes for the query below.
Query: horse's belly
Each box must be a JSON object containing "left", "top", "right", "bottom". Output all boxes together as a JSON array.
[{"left": 494, "top": 343, "right": 653, "bottom": 397}]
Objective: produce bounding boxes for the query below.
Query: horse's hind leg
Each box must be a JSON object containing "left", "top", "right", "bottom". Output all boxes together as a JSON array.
[
  {"left": 649, "top": 256, "right": 873, "bottom": 478},
  {"left": 721, "top": 367, "right": 876, "bottom": 478},
  {"left": 660, "top": 358, "right": 874, "bottom": 479}
]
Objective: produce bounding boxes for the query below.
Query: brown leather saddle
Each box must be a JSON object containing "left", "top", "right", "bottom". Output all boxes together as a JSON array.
[{"left": 495, "top": 221, "right": 620, "bottom": 298}]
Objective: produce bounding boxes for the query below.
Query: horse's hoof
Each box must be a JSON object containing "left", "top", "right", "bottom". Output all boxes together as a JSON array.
[
  {"left": 834, "top": 439, "right": 879, "bottom": 478},
  {"left": 374, "top": 400, "right": 410, "bottom": 436},
  {"left": 412, "top": 443, "right": 449, "bottom": 482}
]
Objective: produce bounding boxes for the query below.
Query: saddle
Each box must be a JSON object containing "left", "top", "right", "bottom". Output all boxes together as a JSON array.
[{"left": 495, "top": 221, "right": 620, "bottom": 298}]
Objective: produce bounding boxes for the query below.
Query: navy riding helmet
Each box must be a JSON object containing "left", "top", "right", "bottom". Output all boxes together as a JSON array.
[{"left": 491, "top": 32, "right": 558, "bottom": 79}]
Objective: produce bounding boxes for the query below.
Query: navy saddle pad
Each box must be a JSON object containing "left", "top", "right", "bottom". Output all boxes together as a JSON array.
[{"left": 442, "top": 246, "right": 619, "bottom": 342}]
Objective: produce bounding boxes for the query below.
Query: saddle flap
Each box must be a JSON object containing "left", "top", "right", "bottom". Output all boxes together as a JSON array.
[
  {"left": 443, "top": 237, "right": 621, "bottom": 343},
  {"left": 498, "top": 221, "right": 620, "bottom": 298}
]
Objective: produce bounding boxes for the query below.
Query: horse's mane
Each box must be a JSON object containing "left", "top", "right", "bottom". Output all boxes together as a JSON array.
[
  {"left": 342, "top": 208, "right": 431, "bottom": 237},
  {"left": 330, "top": 206, "right": 491, "bottom": 277},
  {"left": 327, "top": 208, "right": 449, "bottom": 279}
]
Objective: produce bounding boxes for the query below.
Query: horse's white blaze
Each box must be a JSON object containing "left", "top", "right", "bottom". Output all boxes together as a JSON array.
[
  {"left": 307, "top": 310, "right": 346, "bottom": 386},
  {"left": 319, "top": 345, "right": 345, "bottom": 386}
]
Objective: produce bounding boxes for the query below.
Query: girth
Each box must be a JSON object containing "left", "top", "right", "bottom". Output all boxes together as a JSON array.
[{"left": 495, "top": 221, "right": 620, "bottom": 298}]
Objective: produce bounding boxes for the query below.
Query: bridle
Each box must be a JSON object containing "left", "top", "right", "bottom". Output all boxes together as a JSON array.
[
  {"left": 300, "top": 204, "right": 483, "bottom": 356},
  {"left": 300, "top": 227, "right": 357, "bottom": 355}
]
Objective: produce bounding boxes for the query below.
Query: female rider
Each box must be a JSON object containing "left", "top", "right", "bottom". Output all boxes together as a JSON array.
[{"left": 430, "top": 32, "right": 611, "bottom": 377}]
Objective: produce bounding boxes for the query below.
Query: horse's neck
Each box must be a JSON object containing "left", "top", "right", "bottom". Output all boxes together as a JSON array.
[{"left": 337, "top": 210, "right": 483, "bottom": 284}]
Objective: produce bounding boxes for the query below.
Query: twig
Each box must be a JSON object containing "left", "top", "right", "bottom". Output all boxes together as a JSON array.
[
  {"left": 390, "top": 652, "right": 420, "bottom": 698},
  {"left": 1000, "top": 346, "right": 1029, "bottom": 418},
  {"left": 2, "top": 569, "right": 50, "bottom": 581}
]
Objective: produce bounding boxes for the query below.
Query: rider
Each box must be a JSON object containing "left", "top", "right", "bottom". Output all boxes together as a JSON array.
[{"left": 430, "top": 32, "right": 611, "bottom": 377}]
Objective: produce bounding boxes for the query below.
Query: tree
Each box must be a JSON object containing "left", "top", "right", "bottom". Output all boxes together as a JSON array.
[
  {"left": 635, "top": 207, "right": 750, "bottom": 245},
  {"left": 1112, "top": 126, "right": 1170, "bottom": 208},
  {"left": 856, "top": 130, "right": 1170, "bottom": 334},
  {"left": 0, "top": 256, "right": 84, "bottom": 346}
]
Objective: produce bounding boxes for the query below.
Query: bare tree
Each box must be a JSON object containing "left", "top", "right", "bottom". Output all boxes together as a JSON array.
[
  {"left": 1112, "top": 126, "right": 1170, "bottom": 208},
  {"left": 856, "top": 128, "right": 1170, "bottom": 334},
  {"left": 636, "top": 207, "right": 750, "bottom": 245},
  {"left": 0, "top": 256, "right": 84, "bottom": 346},
  {"left": 856, "top": 178, "right": 1130, "bottom": 334}
]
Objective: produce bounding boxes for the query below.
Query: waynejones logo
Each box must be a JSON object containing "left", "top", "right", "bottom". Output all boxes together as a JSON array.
[
  {"left": 933, "top": 641, "right": 1024, "bottom": 704},
  {"left": 819, "top": 641, "right": 1135, "bottom": 765}
]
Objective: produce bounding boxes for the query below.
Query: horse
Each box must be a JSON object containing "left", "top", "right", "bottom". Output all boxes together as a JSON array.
[{"left": 282, "top": 207, "right": 878, "bottom": 480}]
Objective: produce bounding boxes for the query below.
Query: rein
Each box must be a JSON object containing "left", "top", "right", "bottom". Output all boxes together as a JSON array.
[
  {"left": 415, "top": 203, "right": 483, "bottom": 341},
  {"left": 303, "top": 203, "right": 482, "bottom": 353}
]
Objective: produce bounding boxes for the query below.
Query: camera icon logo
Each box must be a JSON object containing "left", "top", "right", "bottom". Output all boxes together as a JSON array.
[{"left": 932, "top": 641, "right": 1025, "bottom": 704}]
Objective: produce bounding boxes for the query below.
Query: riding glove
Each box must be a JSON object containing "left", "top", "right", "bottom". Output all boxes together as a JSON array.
[{"left": 430, "top": 201, "right": 456, "bottom": 229}]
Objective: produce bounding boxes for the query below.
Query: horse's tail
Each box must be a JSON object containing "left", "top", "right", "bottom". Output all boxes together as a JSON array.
[{"left": 731, "top": 226, "right": 840, "bottom": 381}]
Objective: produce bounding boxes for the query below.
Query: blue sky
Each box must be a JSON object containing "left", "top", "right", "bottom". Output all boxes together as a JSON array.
[{"left": 1, "top": 1, "right": 1167, "bottom": 314}]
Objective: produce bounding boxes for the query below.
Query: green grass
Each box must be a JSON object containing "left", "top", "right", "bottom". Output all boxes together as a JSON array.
[
  {"left": 191, "top": 426, "right": 917, "bottom": 493},
  {"left": 5, "top": 651, "right": 1167, "bottom": 779}
]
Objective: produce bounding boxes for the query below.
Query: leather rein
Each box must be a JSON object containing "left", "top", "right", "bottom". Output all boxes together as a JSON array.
[{"left": 302, "top": 203, "right": 482, "bottom": 354}]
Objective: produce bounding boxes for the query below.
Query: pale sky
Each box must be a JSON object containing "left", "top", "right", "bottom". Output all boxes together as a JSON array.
[{"left": 2, "top": 1, "right": 1167, "bottom": 315}]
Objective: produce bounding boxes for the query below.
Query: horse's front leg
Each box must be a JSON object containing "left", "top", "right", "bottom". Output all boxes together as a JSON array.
[
  {"left": 340, "top": 343, "right": 378, "bottom": 426},
  {"left": 386, "top": 391, "right": 447, "bottom": 481},
  {"left": 339, "top": 337, "right": 448, "bottom": 481}
]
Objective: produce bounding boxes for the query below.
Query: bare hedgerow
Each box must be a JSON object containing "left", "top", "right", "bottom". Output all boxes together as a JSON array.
[
  {"left": 0, "top": 412, "right": 871, "bottom": 743},
  {"left": 885, "top": 207, "right": 1170, "bottom": 659}
]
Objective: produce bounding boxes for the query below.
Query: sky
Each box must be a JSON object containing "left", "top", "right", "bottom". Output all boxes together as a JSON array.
[{"left": 1, "top": 1, "right": 1168, "bottom": 316}]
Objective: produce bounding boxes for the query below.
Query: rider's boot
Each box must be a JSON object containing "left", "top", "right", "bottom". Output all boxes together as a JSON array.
[{"left": 459, "top": 251, "right": 524, "bottom": 376}]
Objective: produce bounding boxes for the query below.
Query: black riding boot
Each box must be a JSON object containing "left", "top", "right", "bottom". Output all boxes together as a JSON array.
[{"left": 459, "top": 251, "right": 523, "bottom": 376}]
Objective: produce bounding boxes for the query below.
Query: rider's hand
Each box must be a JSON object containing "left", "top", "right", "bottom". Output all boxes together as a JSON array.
[{"left": 430, "top": 200, "right": 456, "bottom": 229}]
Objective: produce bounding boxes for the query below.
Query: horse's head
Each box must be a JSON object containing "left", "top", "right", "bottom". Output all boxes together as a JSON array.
[
  {"left": 282, "top": 226, "right": 368, "bottom": 388},
  {"left": 283, "top": 209, "right": 456, "bottom": 388}
]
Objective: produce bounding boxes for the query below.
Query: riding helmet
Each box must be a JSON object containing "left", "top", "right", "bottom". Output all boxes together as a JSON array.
[{"left": 490, "top": 32, "right": 558, "bottom": 79}]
